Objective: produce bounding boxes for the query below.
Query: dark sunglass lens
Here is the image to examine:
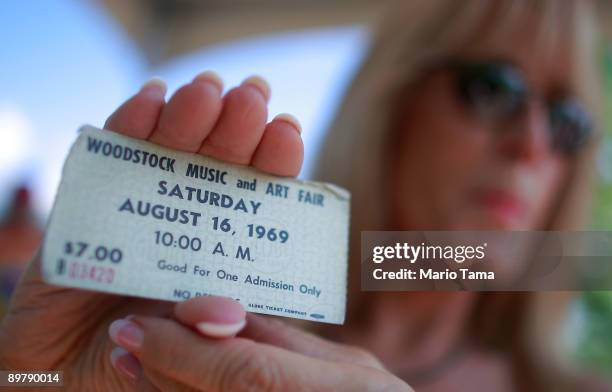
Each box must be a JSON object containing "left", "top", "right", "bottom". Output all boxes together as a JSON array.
[
  {"left": 457, "top": 64, "right": 527, "bottom": 119},
  {"left": 549, "top": 99, "right": 593, "bottom": 155}
]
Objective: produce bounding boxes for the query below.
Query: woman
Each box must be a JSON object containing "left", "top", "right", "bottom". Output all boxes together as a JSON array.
[
  {"left": 0, "top": 0, "right": 607, "bottom": 390},
  {"left": 313, "top": 0, "right": 605, "bottom": 389}
]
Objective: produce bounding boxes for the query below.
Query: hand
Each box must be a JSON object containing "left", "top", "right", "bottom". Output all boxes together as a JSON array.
[
  {"left": 109, "top": 296, "right": 412, "bottom": 391},
  {"left": 0, "top": 72, "right": 304, "bottom": 391}
]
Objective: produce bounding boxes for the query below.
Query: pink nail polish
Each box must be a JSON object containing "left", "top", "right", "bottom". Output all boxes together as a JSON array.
[
  {"left": 196, "top": 319, "right": 246, "bottom": 338},
  {"left": 139, "top": 77, "right": 167, "bottom": 98},
  {"left": 273, "top": 113, "right": 302, "bottom": 134},
  {"left": 193, "top": 70, "right": 224, "bottom": 93},
  {"left": 241, "top": 75, "right": 271, "bottom": 102},
  {"left": 109, "top": 319, "right": 144, "bottom": 350},
  {"left": 110, "top": 347, "right": 141, "bottom": 383}
]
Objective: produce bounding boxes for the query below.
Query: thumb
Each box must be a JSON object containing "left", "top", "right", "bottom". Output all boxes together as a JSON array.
[
  {"left": 173, "top": 297, "right": 384, "bottom": 370},
  {"left": 240, "top": 314, "right": 386, "bottom": 370}
]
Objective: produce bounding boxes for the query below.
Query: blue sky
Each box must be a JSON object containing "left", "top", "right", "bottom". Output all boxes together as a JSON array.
[{"left": 0, "top": 0, "right": 366, "bottom": 218}]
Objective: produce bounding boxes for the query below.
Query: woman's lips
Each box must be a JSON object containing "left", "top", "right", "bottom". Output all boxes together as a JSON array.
[{"left": 472, "top": 189, "right": 527, "bottom": 225}]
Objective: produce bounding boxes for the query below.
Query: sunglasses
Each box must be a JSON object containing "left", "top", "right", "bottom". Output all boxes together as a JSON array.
[{"left": 448, "top": 61, "right": 593, "bottom": 156}]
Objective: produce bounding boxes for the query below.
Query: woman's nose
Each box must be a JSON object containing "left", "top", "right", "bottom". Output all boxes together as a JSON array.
[{"left": 497, "top": 99, "right": 551, "bottom": 164}]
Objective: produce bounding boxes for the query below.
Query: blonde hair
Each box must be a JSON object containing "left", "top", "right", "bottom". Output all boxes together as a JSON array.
[
  {"left": 313, "top": 0, "right": 604, "bottom": 388},
  {"left": 315, "top": 0, "right": 602, "bottom": 233}
]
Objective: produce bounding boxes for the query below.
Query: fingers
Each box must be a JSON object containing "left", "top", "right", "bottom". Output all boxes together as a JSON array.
[
  {"left": 174, "top": 296, "right": 246, "bottom": 338},
  {"left": 103, "top": 73, "right": 303, "bottom": 178},
  {"left": 148, "top": 71, "right": 224, "bottom": 152},
  {"left": 109, "top": 315, "right": 401, "bottom": 392},
  {"left": 251, "top": 114, "right": 303, "bottom": 176},
  {"left": 109, "top": 315, "right": 260, "bottom": 391},
  {"left": 104, "top": 78, "right": 166, "bottom": 139},
  {"left": 198, "top": 76, "right": 270, "bottom": 164}
]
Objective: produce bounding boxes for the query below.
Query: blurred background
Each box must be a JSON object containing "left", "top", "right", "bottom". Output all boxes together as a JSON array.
[{"left": 1, "top": 0, "right": 611, "bottom": 384}]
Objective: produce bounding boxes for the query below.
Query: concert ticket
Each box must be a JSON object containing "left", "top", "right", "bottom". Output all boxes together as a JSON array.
[{"left": 41, "top": 125, "right": 350, "bottom": 324}]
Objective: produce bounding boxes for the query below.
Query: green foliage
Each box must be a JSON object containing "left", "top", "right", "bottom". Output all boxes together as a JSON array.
[
  {"left": 579, "top": 48, "right": 612, "bottom": 375},
  {"left": 577, "top": 292, "right": 612, "bottom": 375},
  {"left": 592, "top": 48, "right": 612, "bottom": 229}
]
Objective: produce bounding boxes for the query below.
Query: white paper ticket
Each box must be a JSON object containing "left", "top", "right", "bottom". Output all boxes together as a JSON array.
[{"left": 41, "top": 125, "right": 350, "bottom": 324}]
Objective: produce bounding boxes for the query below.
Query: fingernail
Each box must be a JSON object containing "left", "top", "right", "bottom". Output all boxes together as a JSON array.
[
  {"left": 110, "top": 346, "right": 141, "bottom": 383},
  {"left": 241, "top": 75, "right": 270, "bottom": 102},
  {"left": 140, "top": 77, "right": 167, "bottom": 98},
  {"left": 109, "top": 319, "right": 144, "bottom": 350},
  {"left": 274, "top": 113, "right": 302, "bottom": 134},
  {"left": 193, "top": 70, "right": 224, "bottom": 94},
  {"left": 196, "top": 319, "right": 246, "bottom": 338}
]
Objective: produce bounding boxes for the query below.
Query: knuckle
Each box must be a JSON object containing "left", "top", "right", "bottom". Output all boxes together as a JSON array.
[{"left": 219, "top": 341, "right": 284, "bottom": 392}]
